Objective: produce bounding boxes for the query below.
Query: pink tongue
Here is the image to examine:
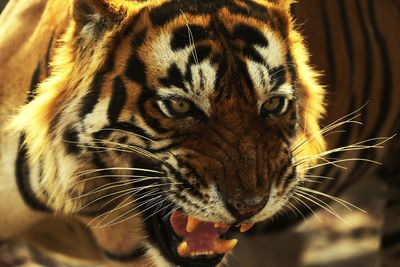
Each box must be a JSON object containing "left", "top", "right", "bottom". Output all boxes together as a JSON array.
[{"left": 170, "top": 211, "right": 228, "bottom": 252}]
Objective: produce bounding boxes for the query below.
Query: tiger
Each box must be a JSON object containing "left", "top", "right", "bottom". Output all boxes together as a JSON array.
[{"left": 0, "top": 0, "right": 398, "bottom": 267}]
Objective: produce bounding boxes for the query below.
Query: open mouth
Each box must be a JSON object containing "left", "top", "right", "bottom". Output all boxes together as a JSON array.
[{"left": 144, "top": 207, "right": 254, "bottom": 267}]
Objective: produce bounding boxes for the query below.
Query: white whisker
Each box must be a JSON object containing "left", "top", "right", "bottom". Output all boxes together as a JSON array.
[{"left": 296, "top": 186, "right": 366, "bottom": 213}]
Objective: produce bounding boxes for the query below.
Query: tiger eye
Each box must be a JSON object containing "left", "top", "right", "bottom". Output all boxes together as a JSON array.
[
  {"left": 262, "top": 97, "right": 281, "bottom": 112},
  {"left": 170, "top": 99, "right": 191, "bottom": 114}
]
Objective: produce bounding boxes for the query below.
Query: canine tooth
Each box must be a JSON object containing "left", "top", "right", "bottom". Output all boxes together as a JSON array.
[
  {"left": 214, "top": 223, "right": 229, "bottom": 228},
  {"left": 177, "top": 241, "right": 189, "bottom": 257},
  {"left": 215, "top": 239, "right": 238, "bottom": 254},
  {"left": 186, "top": 216, "right": 200, "bottom": 233},
  {"left": 240, "top": 223, "right": 255, "bottom": 233}
]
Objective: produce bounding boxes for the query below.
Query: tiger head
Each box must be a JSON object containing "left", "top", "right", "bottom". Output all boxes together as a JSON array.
[{"left": 13, "top": 0, "right": 326, "bottom": 265}]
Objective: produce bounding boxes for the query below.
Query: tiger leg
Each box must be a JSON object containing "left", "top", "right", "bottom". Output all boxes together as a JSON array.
[{"left": 79, "top": 216, "right": 152, "bottom": 267}]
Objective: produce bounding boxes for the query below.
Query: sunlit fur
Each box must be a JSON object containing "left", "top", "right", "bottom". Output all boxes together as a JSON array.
[{"left": 3, "top": 0, "right": 328, "bottom": 265}]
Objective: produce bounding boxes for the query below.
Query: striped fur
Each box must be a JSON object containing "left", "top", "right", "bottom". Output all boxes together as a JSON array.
[
  {"left": 259, "top": 0, "right": 400, "bottom": 265},
  {"left": 299, "top": 4, "right": 400, "bottom": 266},
  {"left": 0, "top": 0, "right": 398, "bottom": 266}
]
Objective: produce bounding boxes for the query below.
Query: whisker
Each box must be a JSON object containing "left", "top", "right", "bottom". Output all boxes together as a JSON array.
[
  {"left": 287, "top": 201, "right": 307, "bottom": 223},
  {"left": 75, "top": 183, "right": 175, "bottom": 212},
  {"left": 291, "top": 102, "right": 371, "bottom": 154},
  {"left": 99, "top": 195, "right": 167, "bottom": 228},
  {"left": 89, "top": 188, "right": 166, "bottom": 227},
  {"left": 98, "top": 128, "right": 178, "bottom": 158},
  {"left": 70, "top": 174, "right": 168, "bottom": 187},
  {"left": 75, "top": 167, "right": 163, "bottom": 177},
  {"left": 180, "top": 10, "right": 199, "bottom": 65},
  {"left": 67, "top": 179, "right": 177, "bottom": 203},
  {"left": 96, "top": 188, "right": 163, "bottom": 216},
  {"left": 294, "top": 191, "right": 351, "bottom": 226},
  {"left": 290, "top": 195, "right": 321, "bottom": 222},
  {"left": 300, "top": 157, "right": 382, "bottom": 171},
  {"left": 93, "top": 189, "right": 166, "bottom": 227},
  {"left": 91, "top": 192, "right": 135, "bottom": 227},
  {"left": 303, "top": 174, "right": 336, "bottom": 180},
  {"left": 100, "top": 128, "right": 158, "bottom": 144},
  {"left": 293, "top": 135, "right": 394, "bottom": 171},
  {"left": 294, "top": 190, "right": 340, "bottom": 216},
  {"left": 291, "top": 112, "right": 363, "bottom": 153},
  {"left": 296, "top": 186, "right": 366, "bottom": 213},
  {"left": 90, "top": 138, "right": 162, "bottom": 161},
  {"left": 144, "top": 201, "right": 176, "bottom": 223}
]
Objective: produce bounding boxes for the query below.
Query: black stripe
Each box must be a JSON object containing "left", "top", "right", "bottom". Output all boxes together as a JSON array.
[
  {"left": 366, "top": 0, "right": 392, "bottom": 136},
  {"left": 15, "top": 135, "right": 52, "bottom": 212},
  {"left": 131, "top": 28, "right": 147, "bottom": 48},
  {"left": 233, "top": 56, "right": 255, "bottom": 98},
  {"left": 138, "top": 90, "right": 169, "bottom": 134},
  {"left": 62, "top": 127, "right": 82, "bottom": 155},
  {"left": 187, "top": 44, "right": 212, "bottom": 65},
  {"left": 45, "top": 31, "right": 55, "bottom": 76},
  {"left": 269, "top": 65, "right": 286, "bottom": 91},
  {"left": 162, "top": 161, "right": 204, "bottom": 199},
  {"left": 274, "top": 162, "right": 290, "bottom": 188},
  {"left": 159, "top": 64, "right": 187, "bottom": 91},
  {"left": 171, "top": 24, "right": 211, "bottom": 51},
  {"left": 381, "top": 230, "right": 400, "bottom": 249},
  {"left": 329, "top": 0, "right": 376, "bottom": 195},
  {"left": 242, "top": 45, "right": 266, "bottom": 65},
  {"left": 233, "top": 24, "right": 269, "bottom": 48},
  {"left": 335, "top": 0, "right": 394, "bottom": 195},
  {"left": 320, "top": 0, "right": 336, "bottom": 88},
  {"left": 286, "top": 52, "right": 297, "bottom": 86},
  {"left": 338, "top": 0, "right": 355, "bottom": 76},
  {"left": 79, "top": 74, "right": 104, "bottom": 120},
  {"left": 102, "top": 246, "right": 146, "bottom": 262},
  {"left": 79, "top": 37, "right": 118, "bottom": 120},
  {"left": 282, "top": 167, "right": 296, "bottom": 190},
  {"left": 102, "top": 122, "right": 154, "bottom": 145},
  {"left": 108, "top": 76, "right": 127, "bottom": 123},
  {"left": 27, "top": 63, "right": 41, "bottom": 102},
  {"left": 149, "top": 0, "right": 270, "bottom": 27},
  {"left": 355, "top": 0, "right": 373, "bottom": 126},
  {"left": 125, "top": 52, "right": 147, "bottom": 85},
  {"left": 214, "top": 53, "right": 228, "bottom": 101}
]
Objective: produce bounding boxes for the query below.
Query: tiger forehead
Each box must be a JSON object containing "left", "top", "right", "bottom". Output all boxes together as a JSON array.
[
  {"left": 134, "top": 12, "right": 290, "bottom": 103},
  {"left": 146, "top": 0, "right": 284, "bottom": 30}
]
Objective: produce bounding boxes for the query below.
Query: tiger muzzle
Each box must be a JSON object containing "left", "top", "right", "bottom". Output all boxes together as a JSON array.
[{"left": 226, "top": 195, "right": 268, "bottom": 219}]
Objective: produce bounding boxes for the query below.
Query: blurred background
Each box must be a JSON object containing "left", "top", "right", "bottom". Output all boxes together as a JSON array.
[{"left": 0, "top": 0, "right": 398, "bottom": 266}]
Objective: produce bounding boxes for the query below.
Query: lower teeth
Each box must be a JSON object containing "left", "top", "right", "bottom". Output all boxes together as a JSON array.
[{"left": 190, "top": 251, "right": 215, "bottom": 257}]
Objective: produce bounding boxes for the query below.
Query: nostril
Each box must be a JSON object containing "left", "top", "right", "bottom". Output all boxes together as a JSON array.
[
  {"left": 243, "top": 196, "right": 265, "bottom": 206},
  {"left": 226, "top": 196, "right": 267, "bottom": 218}
]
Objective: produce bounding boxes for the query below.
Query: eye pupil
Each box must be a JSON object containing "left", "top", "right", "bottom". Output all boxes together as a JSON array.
[
  {"left": 261, "top": 96, "right": 289, "bottom": 117},
  {"left": 170, "top": 99, "right": 191, "bottom": 113}
]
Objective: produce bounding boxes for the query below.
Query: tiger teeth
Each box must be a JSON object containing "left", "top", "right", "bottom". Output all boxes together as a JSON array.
[
  {"left": 178, "top": 239, "right": 238, "bottom": 258},
  {"left": 189, "top": 251, "right": 215, "bottom": 257},
  {"left": 177, "top": 241, "right": 189, "bottom": 257},
  {"left": 214, "top": 223, "right": 229, "bottom": 228},
  {"left": 239, "top": 223, "right": 255, "bottom": 233},
  {"left": 186, "top": 216, "right": 201, "bottom": 233},
  {"left": 214, "top": 239, "right": 238, "bottom": 254}
]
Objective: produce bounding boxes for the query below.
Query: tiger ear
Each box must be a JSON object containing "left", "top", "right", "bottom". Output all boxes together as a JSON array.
[{"left": 71, "top": 0, "right": 126, "bottom": 28}]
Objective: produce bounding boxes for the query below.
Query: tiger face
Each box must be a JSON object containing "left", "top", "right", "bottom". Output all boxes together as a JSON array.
[{"left": 14, "top": 0, "right": 325, "bottom": 266}]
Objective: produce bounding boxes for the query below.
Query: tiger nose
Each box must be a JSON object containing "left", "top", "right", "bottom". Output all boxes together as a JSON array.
[{"left": 226, "top": 196, "right": 267, "bottom": 219}]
